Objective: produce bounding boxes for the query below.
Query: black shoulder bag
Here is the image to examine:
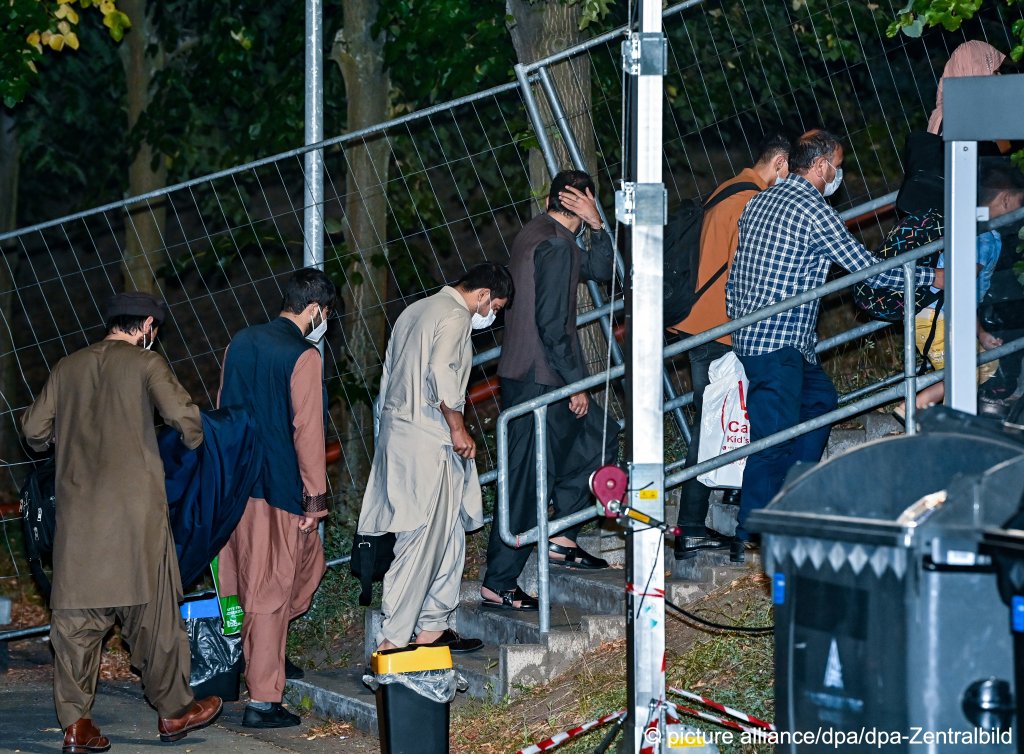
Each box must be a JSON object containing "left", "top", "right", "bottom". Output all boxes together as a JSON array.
[{"left": 349, "top": 533, "right": 396, "bottom": 606}]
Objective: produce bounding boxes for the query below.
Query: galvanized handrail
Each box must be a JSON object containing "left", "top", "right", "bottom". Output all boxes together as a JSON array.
[{"left": 498, "top": 199, "right": 1024, "bottom": 634}]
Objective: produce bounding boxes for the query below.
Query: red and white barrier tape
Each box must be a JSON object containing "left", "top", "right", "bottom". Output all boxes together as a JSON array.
[
  {"left": 662, "top": 699, "right": 772, "bottom": 741},
  {"left": 639, "top": 709, "right": 681, "bottom": 754},
  {"left": 669, "top": 687, "right": 775, "bottom": 731},
  {"left": 626, "top": 582, "right": 665, "bottom": 599},
  {"left": 515, "top": 708, "right": 626, "bottom": 754}
]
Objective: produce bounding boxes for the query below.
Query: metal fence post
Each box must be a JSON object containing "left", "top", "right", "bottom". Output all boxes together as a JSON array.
[
  {"left": 620, "top": 3, "right": 667, "bottom": 749},
  {"left": 945, "top": 139, "right": 978, "bottom": 414},
  {"left": 304, "top": 0, "right": 324, "bottom": 273}
]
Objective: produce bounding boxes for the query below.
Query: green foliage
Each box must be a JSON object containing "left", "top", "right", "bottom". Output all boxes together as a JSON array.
[
  {"left": 1, "top": 0, "right": 127, "bottom": 108},
  {"left": 889, "top": 0, "right": 986, "bottom": 39},
  {"left": 888, "top": 0, "right": 1024, "bottom": 60},
  {"left": 664, "top": 1, "right": 889, "bottom": 142},
  {"left": 378, "top": 0, "right": 513, "bottom": 106}
]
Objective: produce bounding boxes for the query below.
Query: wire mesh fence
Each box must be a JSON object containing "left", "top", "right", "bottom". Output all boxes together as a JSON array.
[{"left": 2, "top": 0, "right": 1022, "bottom": 606}]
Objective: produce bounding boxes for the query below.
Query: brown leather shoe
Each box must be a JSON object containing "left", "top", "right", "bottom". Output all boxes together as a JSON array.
[
  {"left": 63, "top": 718, "right": 110, "bottom": 754},
  {"left": 157, "top": 696, "right": 223, "bottom": 743}
]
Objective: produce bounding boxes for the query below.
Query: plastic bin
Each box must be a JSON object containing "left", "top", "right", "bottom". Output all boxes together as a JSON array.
[
  {"left": 370, "top": 645, "right": 453, "bottom": 754},
  {"left": 749, "top": 424, "right": 1024, "bottom": 753},
  {"left": 181, "top": 593, "right": 243, "bottom": 702},
  {"left": 980, "top": 454, "right": 1024, "bottom": 753}
]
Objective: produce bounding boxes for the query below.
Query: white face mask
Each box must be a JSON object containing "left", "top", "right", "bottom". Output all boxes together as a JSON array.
[
  {"left": 471, "top": 296, "right": 497, "bottom": 330},
  {"left": 305, "top": 305, "right": 328, "bottom": 343},
  {"left": 822, "top": 161, "right": 843, "bottom": 198},
  {"left": 773, "top": 170, "right": 784, "bottom": 186},
  {"left": 141, "top": 326, "right": 154, "bottom": 351}
]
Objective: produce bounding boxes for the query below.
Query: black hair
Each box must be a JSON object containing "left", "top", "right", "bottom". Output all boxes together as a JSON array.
[
  {"left": 789, "top": 129, "right": 841, "bottom": 174},
  {"left": 547, "top": 170, "right": 597, "bottom": 215},
  {"left": 755, "top": 131, "right": 792, "bottom": 165},
  {"left": 979, "top": 161, "right": 1024, "bottom": 205},
  {"left": 453, "top": 262, "right": 514, "bottom": 307},
  {"left": 105, "top": 314, "right": 150, "bottom": 336},
  {"left": 281, "top": 268, "right": 339, "bottom": 315}
]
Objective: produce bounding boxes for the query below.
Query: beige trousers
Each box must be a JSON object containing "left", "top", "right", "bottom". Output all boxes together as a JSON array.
[
  {"left": 50, "top": 560, "right": 192, "bottom": 728},
  {"left": 377, "top": 501, "right": 465, "bottom": 647}
]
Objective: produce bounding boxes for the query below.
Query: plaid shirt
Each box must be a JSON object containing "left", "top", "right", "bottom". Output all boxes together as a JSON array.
[{"left": 726, "top": 175, "right": 936, "bottom": 363}]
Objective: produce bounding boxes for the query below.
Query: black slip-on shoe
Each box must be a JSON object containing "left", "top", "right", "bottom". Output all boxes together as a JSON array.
[{"left": 242, "top": 703, "right": 301, "bottom": 729}]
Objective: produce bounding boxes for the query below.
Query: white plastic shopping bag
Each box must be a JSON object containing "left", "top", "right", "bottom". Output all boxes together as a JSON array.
[{"left": 696, "top": 352, "right": 749, "bottom": 488}]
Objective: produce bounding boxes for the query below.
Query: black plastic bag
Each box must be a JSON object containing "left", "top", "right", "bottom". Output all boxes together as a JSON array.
[{"left": 185, "top": 616, "right": 243, "bottom": 701}]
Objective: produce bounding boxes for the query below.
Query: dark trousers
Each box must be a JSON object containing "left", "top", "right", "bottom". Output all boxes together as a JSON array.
[
  {"left": 676, "top": 340, "right": 732, "bottom": 535},
  {"left": 50, "top": 550, "right": 193, "bottom": 728},
  {"left": 483, "top": 377, "right": 618, "bottom": 593},
  {"left": 735, "top": 347, "right": 837, "bottom": 541}
]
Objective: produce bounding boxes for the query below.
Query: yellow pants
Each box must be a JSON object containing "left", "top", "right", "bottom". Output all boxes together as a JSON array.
[{"left": 914, "top": 309, "right": 998, "bottom": 384}]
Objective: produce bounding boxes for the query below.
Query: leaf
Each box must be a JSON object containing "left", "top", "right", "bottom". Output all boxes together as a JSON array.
[{"left": 901, "top": 17, "right": 925, "bottom": 37}]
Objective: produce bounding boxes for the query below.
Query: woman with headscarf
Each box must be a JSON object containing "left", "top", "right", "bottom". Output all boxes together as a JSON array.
[{"left": 927, "top": 40, "right": 1006, "bottom": 135}]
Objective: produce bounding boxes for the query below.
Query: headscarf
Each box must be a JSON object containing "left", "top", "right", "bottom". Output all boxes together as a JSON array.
[{"left": 927, "top": 40, "right": 1006, "bottom": 134}]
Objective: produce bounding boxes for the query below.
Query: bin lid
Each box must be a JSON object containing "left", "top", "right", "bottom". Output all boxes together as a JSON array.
[
  {"left": 180, "top": 593, "right": 220, "bottom": 620},
  {"left": 749, "top": 431, "right": 1024, "bottom": 546},
  {"left": 371, "top": 645, "right": 453, "bottom": 674}
]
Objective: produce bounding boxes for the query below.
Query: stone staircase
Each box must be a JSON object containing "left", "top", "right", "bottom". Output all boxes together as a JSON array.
[{"left": 284, "top": 411, "right": 903, "bottom": 733}]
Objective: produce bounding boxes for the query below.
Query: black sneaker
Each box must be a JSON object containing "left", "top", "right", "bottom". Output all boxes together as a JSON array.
[
  {"left": 242, "top": 703, "right": 301, "bottom": 729},
  {"left": 722, "top": 489, "right": 742, "bottom": 506},
  {"left": 674, "top": 535, "right": 727, "bottom": 561},
  {"left": 284, "top": 656, "right": 305, "bottom": 680}
]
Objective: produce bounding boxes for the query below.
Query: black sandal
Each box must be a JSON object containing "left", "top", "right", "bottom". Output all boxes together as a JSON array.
[
  {"left": 548, "top": 541, "right": 609, "bottom": 570},
  {"left": 481, "top": 586, "right": 539, "bottom": 611}
]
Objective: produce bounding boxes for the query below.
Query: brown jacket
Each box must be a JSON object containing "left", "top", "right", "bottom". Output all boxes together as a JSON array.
[
  {"left": 669, "top": 167, "right": 769, "bottom": 345},
  {"left": 498, "top": 213, "right": 614, "bottom": 387},
  {"left": 21, "top": 339, "right": 203, "bottom": 609}
]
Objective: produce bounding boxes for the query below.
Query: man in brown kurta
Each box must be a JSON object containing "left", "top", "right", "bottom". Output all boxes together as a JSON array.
[
  {"left": 21, "top": 292, "right": 223, "bottom": 754},
  {"left": 216, "top": 268, "right": 336, "bottom": 728},
  {"left": 358, "top": 263, "right": 511, "bottom": 652}
]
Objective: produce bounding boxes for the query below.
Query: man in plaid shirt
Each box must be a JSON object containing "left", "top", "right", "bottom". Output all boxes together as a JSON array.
[{"left": 725, "top": 130, "right": 944, "bottom": 560}]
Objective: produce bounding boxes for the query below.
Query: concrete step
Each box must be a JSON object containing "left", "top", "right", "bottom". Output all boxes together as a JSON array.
[
  {"left": 458, "top": 588, "right": 589, "bottom": 646},
  {"left": 547, "top": 564, "right": 626, "bottom": 615},
  {"left": 286, "top": 668, "right": 378, "bottom": 733}
]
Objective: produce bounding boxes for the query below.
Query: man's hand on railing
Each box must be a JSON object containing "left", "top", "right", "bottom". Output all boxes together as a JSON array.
[{"left": 569, "top": 391, "right": 589, "bottom": 418}]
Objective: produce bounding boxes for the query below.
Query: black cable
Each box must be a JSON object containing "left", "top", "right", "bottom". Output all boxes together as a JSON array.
[
  {"left": 665, "top": 598, "right": 774, "bottom": 634},
  {"left": 591, "top": 713, "right": 626, "bottom": 754}
]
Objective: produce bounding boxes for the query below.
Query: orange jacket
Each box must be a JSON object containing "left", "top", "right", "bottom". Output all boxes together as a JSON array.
[{"left": 668, "top": 167, "right": 769, "bottom": 345}]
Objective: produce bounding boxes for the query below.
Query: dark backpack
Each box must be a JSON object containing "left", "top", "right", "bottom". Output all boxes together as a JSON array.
[
  {"left": 349, "top": 532, "right": 396, "bottom": 606},
  {"left": 663, "top": 181, "right": 761, "bottom": 327},
  {"left": 853, "top": 209, "right": 944, "bottom": 322},
  {"left": 19, "top": 455, "right": 56, "bottom": 599}
]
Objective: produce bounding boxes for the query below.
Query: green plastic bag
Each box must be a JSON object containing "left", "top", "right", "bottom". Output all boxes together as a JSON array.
[{"left": 210, "top": 556, "right": 244, "bottom": 636}]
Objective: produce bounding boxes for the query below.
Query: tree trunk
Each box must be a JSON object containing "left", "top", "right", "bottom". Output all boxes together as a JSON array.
[
  {"left": 0, "top": 108, "right": 19, "bottom": 499},
  {"left": 119, "top": 0, "right": 166, "bottom": 294},
  {"left": 331, "top": 0, "right": 391, "bottom": 506},
  {"left": 506, "top": 1, "right": 609, "bottom": 384}
]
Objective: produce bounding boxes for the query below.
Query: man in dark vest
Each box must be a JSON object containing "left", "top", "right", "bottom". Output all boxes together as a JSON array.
[
  {"left": 217, "top": 268, "right": 337, "bottom": 727},
  {"left": 481, "top": 170, "right": 618, "bottom": 610}
]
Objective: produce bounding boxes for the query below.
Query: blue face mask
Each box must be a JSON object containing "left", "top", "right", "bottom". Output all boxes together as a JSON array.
[
  {"left": 471, "top": 296, "right": 496, "bottom": 330},
  {"left": 823, "top": 161, "right": 844, "bottom": 198},
  {"left": 305, "top": 305, "right": 328, "bottom": 343}
]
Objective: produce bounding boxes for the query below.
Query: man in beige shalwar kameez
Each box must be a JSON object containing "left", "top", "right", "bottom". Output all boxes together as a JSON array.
[
  {"left": 358, "top": 263, "right": 512, "bottom": 652},
  {"left": 216, "top": 268, "right": 337, "bottom": 728},
  {"left": 22, "top": 292, "right": 223, "bottom": 754}
]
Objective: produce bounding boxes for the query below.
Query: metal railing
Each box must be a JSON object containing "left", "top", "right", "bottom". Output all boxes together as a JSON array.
[{"left": 496, "top": 199, "right": 1024, "bottom": 634}]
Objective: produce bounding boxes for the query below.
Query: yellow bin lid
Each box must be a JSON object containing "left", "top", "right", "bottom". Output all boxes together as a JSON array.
[{"left": 371, "top": 645, "right": 453, "bottom": 674}]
